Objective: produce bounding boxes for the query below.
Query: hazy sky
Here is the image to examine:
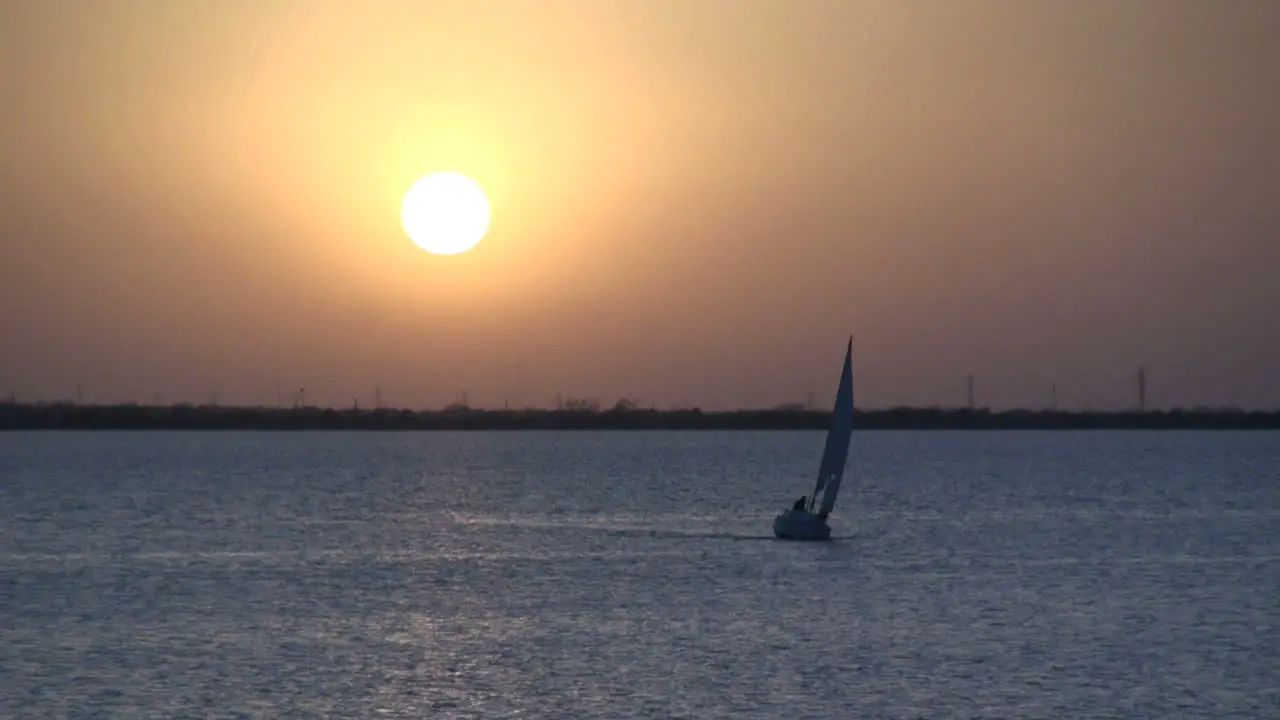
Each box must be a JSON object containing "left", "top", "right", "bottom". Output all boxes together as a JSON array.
[{"left": 2, "top": 0, "right": 1277, "bottom": 410}]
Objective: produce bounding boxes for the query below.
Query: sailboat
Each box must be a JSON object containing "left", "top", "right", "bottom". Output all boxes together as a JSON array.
[{"left": 772, "top": 336, "right": 854, "bottom": 541}]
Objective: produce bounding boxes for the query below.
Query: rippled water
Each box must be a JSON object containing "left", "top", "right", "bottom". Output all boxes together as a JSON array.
[{"left": 1, "top": 430, "right": 1278, "bottom": 718}]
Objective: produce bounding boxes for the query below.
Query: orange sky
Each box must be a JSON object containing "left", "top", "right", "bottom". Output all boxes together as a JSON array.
[{"left": 2, "top": 0, "right": 1277, "bottom": 410}]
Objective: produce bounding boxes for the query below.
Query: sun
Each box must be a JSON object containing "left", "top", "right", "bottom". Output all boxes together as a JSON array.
[{"left": 400, "top": 172, "right": 491, "bottom": 255}]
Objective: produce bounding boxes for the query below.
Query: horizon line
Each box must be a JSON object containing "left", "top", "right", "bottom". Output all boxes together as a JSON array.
[{"left": 3, "top": 400, "right": 1277, "bottom": 415}]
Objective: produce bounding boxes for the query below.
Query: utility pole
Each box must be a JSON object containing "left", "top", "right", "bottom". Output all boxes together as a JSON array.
[
  {"left": 1051, "top": 383, "right": 1058, "bottom": 411},
  {"left": 1137, "top": 365, "right": 1147, "bottom": 412},
  {"left": 275, "top": 381, "right": 282, "bottom": 409},
  {"left": 966, "top": 375, "right": 974, "bottom": 410}
]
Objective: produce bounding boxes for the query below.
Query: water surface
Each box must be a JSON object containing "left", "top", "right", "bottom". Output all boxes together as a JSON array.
[{"left": 2, "top": 430, "right": 1277, "bottom": 718}]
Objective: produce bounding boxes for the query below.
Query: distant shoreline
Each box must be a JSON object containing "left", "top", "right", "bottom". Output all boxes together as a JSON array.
[{"left": 1, "top": 403, "right": 1276, "bottom": 430}]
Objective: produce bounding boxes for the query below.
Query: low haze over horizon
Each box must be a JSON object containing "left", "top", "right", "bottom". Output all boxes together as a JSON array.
[{"left": 3, "top": 1, "right": 1278, "bottom": 412}]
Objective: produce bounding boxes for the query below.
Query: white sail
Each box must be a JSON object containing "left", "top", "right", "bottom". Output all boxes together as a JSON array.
[{"left": 812, "top": 337, "right": 854, "bottom": 516}]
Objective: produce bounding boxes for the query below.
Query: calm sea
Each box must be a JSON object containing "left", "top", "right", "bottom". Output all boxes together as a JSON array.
[{"left": 1, "top": 430, "right": 1277, "bottom": 718}]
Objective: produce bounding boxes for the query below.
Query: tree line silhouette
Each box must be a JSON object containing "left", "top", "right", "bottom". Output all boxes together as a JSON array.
[{"left": 1, "top": 401, "right": 1277, "bottom": 430}]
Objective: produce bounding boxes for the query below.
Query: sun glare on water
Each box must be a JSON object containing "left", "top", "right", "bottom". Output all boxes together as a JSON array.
[{"left": 401, "top": 172, "right": 491, "bottom": 255}]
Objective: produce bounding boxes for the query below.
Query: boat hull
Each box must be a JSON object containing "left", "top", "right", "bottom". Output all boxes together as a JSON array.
[{"left": 772, "top": 509, "right": 832, "bottom": 541}]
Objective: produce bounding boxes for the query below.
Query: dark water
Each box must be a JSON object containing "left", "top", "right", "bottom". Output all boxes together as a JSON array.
[{"left": 1, "top": 430, "right": 1277, "bottom": 718}]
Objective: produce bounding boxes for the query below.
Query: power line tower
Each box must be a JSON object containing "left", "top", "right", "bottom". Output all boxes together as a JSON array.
[
  {"left": 1051, "top": 383, "right": 1058, "bottom": 411},
  {"left": 1137, "top": 365, "right": 1147, "bottom": 412},
  {"left": 966, "top": 374, "right": 975, "bottom": 410}
]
